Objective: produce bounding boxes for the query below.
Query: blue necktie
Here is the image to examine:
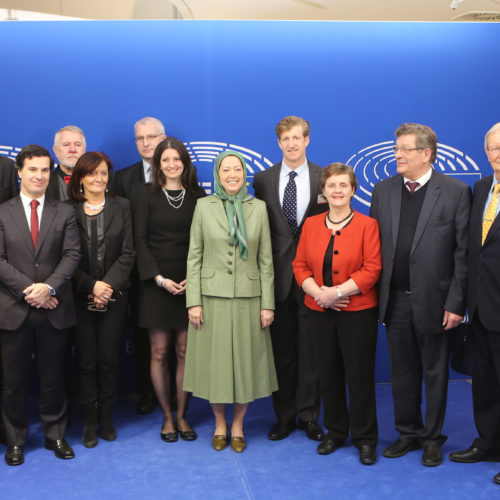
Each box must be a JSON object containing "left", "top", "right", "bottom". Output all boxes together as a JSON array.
[{"left": 283, "top": 171, "right": 298, "bottom": 233}]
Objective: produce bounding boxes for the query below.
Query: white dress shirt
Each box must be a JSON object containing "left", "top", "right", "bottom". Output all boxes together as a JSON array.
[
  {"left": 279, "top": 160, "right": 311, "bottom": 226},
  {"left": 20, "top": 191, "right": 45, "bottom": 230}
]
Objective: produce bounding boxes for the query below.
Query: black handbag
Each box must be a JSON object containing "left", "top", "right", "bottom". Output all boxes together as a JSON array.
[{"left": 450, "top": 321, "right": 473, "bottom": 377}]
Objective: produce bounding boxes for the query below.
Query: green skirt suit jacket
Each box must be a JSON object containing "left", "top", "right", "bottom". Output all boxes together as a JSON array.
[{"left": 183, "top": 195, "right": 278, "bottom": 403}]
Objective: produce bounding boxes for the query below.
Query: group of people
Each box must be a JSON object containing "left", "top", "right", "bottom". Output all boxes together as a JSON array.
[{"left": 0, "top": 116, "right": 499, "bottom": 487}]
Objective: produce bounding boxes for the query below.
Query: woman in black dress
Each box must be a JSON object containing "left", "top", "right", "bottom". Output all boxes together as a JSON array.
[
  {"left": 67, "top": 152, "right": 135, "bottom": 448},
  {"left": 134, "top": 137, "right": 205, "bottom": 442}
]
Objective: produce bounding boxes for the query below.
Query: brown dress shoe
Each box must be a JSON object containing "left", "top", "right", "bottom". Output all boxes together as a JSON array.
[
  {"left": 212, "top": 434, "right": 227, "bottom": 451},
  {"left": 231, "top": 436, "right": 246, "bottom": 453}
]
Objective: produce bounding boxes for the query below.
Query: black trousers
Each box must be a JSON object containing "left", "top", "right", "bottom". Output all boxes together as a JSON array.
[
  {"left": 0, "top": 309, "right": 68, "bottom": 446},
  {"left": 75, "top": 293, "right": 127, "bottom": 409},
  {"left": 471, "top": 312, "right": 500, "bottom": 455},
  {"left": 308, "top": 307, "right": 378, "bottom": 447},
  {"left": 386, "top": 291, "right": 451, "bottom": 444},
  {"left": 270, "top": 283, "right": 321, "bottom": 426}
]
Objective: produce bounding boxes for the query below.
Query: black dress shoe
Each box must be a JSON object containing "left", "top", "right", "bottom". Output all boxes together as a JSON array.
[
  {"left": 422, "top": 443, "right": 442, "bottom": 467},
  {"left": 317, "top": 438, "right": 344, "bottom": 455},
  {"left": 268, "top": 422, "right": 295, "bottom": 441},
  {"left": 298, "top": 421, "right": 325, "bottom": 441},
  {"left": 5, "top": 445, "right": 24, "bottom": 466},
  {"left": 494, "top": 472, "right": 500, "bottom": 485},
  {"left": 136, "top": 394, "right": 157, "bottom": 415},
  {"left": 383, "top": 438, "right": 421, "bottom": 458},
  {"left": 449, "top": 446, "right": 488, "bottom": 463},
  {"left": 177, "top": 425, "right": 197, "bottom": 441},
  {"left": 44, "top": 438, "right": 75, "bottom": 459},
  {"left": 359, "top": 445, "right": 377, "bottom": 465}
]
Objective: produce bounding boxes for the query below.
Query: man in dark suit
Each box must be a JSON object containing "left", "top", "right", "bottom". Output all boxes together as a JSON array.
[
  {"left": 114, "top": 117, "right": 166, "bottom": 415},
  {"left": 46, "top": 125, "right": 86, "bottom": 201},
  {"left": 0, "top": 155, "right": 19, "bottom": 202},
  {"left": 0, "top": 155, "right": 19, "bottom": 445},
  {"left": 370, "top": 123, "right": 471, "bottom": 467},
  {"left": 449, "top": 122, "right": 500, "bottom": 485},
  {"left": 0, "top": 145, "right": 81, "bottom": 466},
  {"left": 253, "top": 116, "right": 325, "bottom": 442}
]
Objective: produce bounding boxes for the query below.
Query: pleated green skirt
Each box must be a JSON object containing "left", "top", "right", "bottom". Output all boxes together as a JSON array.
[{"left": 183, "top": 296, "right": 278, "bottom": 404}]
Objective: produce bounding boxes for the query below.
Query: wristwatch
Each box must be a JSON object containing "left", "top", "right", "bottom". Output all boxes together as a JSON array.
[
  {"left": 45, "top": 284, "right": 56, "bottom": 296},
  {"left": 336, "top": 287, "right": 343, "bottom": 298}
]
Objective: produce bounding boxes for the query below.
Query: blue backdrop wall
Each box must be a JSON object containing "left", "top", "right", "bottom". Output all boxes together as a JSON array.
[{"left": 1, "top": 20, "right": 499, "bottom": 383}]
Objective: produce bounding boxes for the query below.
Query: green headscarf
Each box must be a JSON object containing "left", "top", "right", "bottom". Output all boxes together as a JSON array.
[{"left": 213, "top": 150, "right": 252, "bottom": 261}]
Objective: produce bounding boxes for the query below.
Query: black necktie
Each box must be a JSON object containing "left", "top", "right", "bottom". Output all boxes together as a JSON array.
[{"left": 283, "top": 171, "right": 298, "bottom": 233}]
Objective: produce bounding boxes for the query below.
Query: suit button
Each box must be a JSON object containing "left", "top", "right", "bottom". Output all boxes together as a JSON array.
[
  {"left": 228, "top": 270, "right": 233, "bottom": 275},
  {"left": 228, "top": 252, "right": 233, "bottom": 256},
  {"left": 35, "top": 263, "right": 39, "bottom": 268},
  {"left": 229, "top": 242, "right": 234, "bottom": 247},
  {"left": 336, "top": 231, "right": 341, "bottom": 236},
  {"left": 227, "top": 261, "right": 232, "bottom": 265},
  {"left": 333, "top": 250, "right": 339, "bottom": 255},
  {"left": 333, "top": 270, "right": 339, "bottom": 274}
]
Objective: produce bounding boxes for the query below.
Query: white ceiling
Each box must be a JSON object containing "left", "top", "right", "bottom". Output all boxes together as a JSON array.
[{"left": 1, "top": 0, "right": 500, "bottom": 21}]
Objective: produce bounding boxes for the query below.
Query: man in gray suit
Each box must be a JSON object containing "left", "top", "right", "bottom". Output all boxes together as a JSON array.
[
  {"left": 0, "top": 145, "right": 80, "bottom": 466},
  {"left": 370, "top": 123, "right": 471, "bottom": 467},
  {"left": 253, "top": 116, "right": 325, "bottom": 442}
]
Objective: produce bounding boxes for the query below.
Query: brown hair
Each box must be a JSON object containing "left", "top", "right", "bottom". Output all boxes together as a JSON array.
[
  {"left": 68, "top": 151, "right": 113, "bottom": 202},
  {"left": 395, "top": 123, "right": 438, "bottom": 163},
  {"left": 320, "top": 163, "right": 357, "bottom": 193},
  {"left": 275, "top": 116, "right": 310, "bottom": 139}
]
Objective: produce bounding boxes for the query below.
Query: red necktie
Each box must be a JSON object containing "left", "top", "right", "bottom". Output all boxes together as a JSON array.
[
  {"left": 30, "top": 199, "right": 39, "bottom": 248},
  {"left": 406, "top": 181, "right": 419, "bottom": 193}
]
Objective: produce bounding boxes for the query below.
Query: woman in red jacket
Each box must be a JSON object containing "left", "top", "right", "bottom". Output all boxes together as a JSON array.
[{"left": 293, "top": 163, "right": 381, "bottom": 465}]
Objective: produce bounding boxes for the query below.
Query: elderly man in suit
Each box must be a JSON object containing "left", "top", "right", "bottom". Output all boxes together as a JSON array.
[
  {"left": 0, "top": 145, "right": 81, "bottom": 466},
  {"left": 114, "top": 117, "right": 166, "bottom": 415},
  {"left": 253, "top": 116, "right": 325, "bottom": 442},
  {"left": 449, "top": 122, "right": 500, "bottom": 485},
  {"left": 370, "top": 123, "right": 471, "bottom": 467},
  {"left": 47, "top": 125, "right": 86, "bottom": 201}
]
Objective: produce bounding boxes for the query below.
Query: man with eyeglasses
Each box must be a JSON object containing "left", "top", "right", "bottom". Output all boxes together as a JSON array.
[
  {"left": 114, "top": 117, "right": 166, "bottom": 415},
  {"left": 253, "top": 116, "right": 325, "bottom": 443},
  {"left": 47, "top": 125, "right": 86, "bottom": 201},
  {"left": 370, "top": 123, "right": 471, "bottom": 467},
  {"left": 449, "top": 122, "right": 500, "bottom": 485}
]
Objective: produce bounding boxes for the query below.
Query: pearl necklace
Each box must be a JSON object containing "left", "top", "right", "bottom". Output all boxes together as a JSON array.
[
  {"left": 326, "top": 209, "right": 353, "bottom": 225},
  {"left": 162, "top": 187, "right": 186, "bottom": 209},
  {"left": 84, "top": 200, "right": 105, "bottom": 210}
]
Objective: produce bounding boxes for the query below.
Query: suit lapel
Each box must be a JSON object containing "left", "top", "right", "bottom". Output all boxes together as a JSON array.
[
  {"left": 390, "top": 176, "right": 403, "bottom": 250},
  {"left": 210, "top": 196, "right": 229, "bottom": 231},
  {"left": 103, "top": 196, "right": 118, "bottom": 233},
  {"left": 243, "top": 198, "right": 255, "bottom": 220},
  {"left": 10, "top": 197, "right": 34, "bottom": 254},
  {"left": 482, "top": 178, "right": 500, "bottom": 246},
  {"left": 411, "top": 170, "right": 440, "bottom": 255},
  {"left": 36, "top": 198, "right": 58, "bottom": 257},
  {"left": 300, "top": 161, "right": 320, "bottom": 227}
]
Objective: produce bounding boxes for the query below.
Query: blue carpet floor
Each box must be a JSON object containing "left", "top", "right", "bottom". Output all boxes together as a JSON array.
[{"left": 1, "top": 380, "right": 498, "bottom": 499}]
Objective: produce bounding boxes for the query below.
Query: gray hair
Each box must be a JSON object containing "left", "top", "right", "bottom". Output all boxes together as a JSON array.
[
  {"left": 54, "top": 125, "right": 86, "bottom": 148},
  {"left": 485, "top": 122, "right": 500, "bottom": 149},
  {"left": 134, "top": 117, "right": 165, "bottom": 136}
]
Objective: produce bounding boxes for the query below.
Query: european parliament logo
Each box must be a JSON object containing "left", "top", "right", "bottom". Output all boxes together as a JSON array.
[
  {"left": 185, "top": 141, "right": 273, "bottom": 194},
  {"left": 346, "top": 141, "right": 481, "bottom": 207}
]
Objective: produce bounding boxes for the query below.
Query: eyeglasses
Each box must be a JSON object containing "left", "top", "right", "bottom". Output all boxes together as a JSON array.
[
  {"left": 391, "top": 146, "right": 425, "bottom": 154},
  {"left": 486, "top": 146, "right": 500, "bottom": 154},
  {"left": 135, "top": 134, "right": 162, "bottom": 143}
]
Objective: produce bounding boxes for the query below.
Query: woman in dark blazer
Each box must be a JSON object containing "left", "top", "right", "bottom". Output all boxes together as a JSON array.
[
  {"left": 293, "top": 163, "right": 381, "bottom": 465},
  {"left": 67, "top": 152, "right": 135, "bottom": 448},
  {"left": 134, "top": 137, "right": 205, "bottom": 443}
]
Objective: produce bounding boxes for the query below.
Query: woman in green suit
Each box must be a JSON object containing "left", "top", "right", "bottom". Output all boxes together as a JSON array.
[{"left": 184, "top": 150, "right": 278, "bottom": 453}]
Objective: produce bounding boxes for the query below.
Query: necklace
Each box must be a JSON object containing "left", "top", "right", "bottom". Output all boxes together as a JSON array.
[
  {"left": 327, "top": 209, "right": 353, "bottom": 225},
  {"left": 162, "top": 187, "right": 185, "bottom": 209},
  {"left": 84, "top": 200, "right": 105, "bottom": 210}
]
